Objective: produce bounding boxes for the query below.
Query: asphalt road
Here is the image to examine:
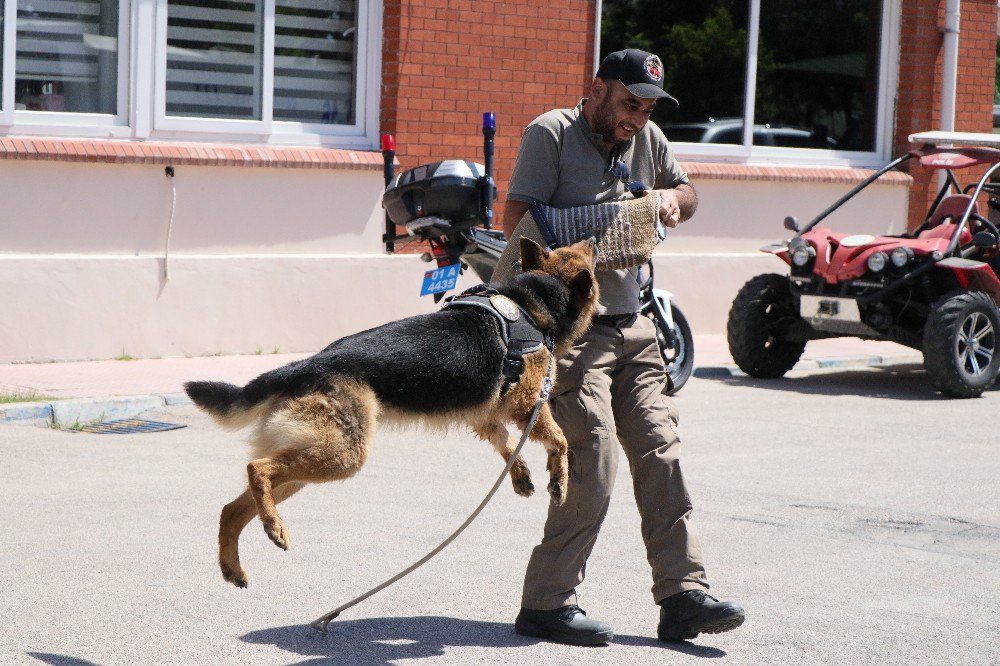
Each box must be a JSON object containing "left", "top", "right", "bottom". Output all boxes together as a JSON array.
[{"left": 3, "top": 362, "right": 999, "bottom": 665}]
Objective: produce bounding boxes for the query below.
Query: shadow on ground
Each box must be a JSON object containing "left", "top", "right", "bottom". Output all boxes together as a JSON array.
[
  {"left": 697, "top": 363, "right": 998, "bottom": 401},
  {"left": 26, "top": 654, "right": 100, "bottom": 666},
  {"left": 240, "top": 616, "right": 726, "bottom": 664}
]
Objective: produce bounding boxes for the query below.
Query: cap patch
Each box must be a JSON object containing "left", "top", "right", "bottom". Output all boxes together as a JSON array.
[
  {"left": 644, "top": 55, "right": 663, "bottom": 82},
  {"left": 490, "top": 295, "right": 520, "bottom": 322}
]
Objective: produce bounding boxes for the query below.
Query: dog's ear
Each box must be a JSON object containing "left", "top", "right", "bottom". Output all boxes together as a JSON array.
[
  {"left": 568, "top": 269, "right": 594, "bottom": 307},
  {"left": 571, "top": 236, "right": 597, "bottom": 253},
  {"left": 520, "top": 237, "right": 550, "bottom": 271},
  {"left": 569, "top": 237, "right": 597, "bottom": 266}
]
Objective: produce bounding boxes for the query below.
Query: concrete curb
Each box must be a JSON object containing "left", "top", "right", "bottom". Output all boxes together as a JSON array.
[
  {"left": 0, "top": 393, "right": 192, "bottom": 428},
  {"left": 694, "top": 354, "right": 924, "bottom": 379},
  {"left": 1, "top": 355, "right": 924, "bottom": 427}
]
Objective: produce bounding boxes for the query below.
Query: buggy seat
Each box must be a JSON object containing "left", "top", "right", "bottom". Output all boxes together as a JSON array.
[{"left": 918, "top": 194, "right": 979, "bottom": 240}]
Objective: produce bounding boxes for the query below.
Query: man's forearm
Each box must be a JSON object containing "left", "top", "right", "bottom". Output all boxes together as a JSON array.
[
  {"left": 674, "top": 183, "right": 698, "bottom": 222},
  {"left": 503, "top": 199, "right": 531, "bottom": 239}
]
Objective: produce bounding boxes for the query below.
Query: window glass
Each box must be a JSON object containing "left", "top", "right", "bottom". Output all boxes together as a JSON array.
[
  {"left": 755, "top": 0, "right": 882, "bottom": 151},
  {"left": 16, "top": 0, "right": 119, "bottom": 113},
  {"left": 273, "top": 0, "right": 357, "bottom": 125},
  {"left": 992, "top": 39, "right": 999, "bottom": 132},
  {"left": 166, "top": 0, "right": 264, "bottom": 120},
  {"left": 601, "top": 1, "right": 749, "bottom": 145},
  {"left": 602, "top": 0, "right": 885, "bottom": 152}
]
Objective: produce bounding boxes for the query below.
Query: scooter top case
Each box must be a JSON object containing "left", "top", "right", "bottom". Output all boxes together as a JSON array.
[{"left": 383, "top": 160, "right": 486, "bottom": 229}]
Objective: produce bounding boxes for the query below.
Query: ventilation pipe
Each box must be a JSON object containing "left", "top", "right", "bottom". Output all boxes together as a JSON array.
[
  {"left": 938, "top": 0, "right": 960, "bottom": 189},
  {"left": 941, "top": 0, "right": 960, "bottom": 134}
]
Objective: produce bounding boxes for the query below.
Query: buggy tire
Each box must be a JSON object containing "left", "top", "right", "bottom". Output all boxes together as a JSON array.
[
  {"left": 923, "top": 290, "right": 1000, "bottom": 398},
  {"left": 727, "top": 273, "right": 807, "bottom": 378},
  {"left": 650, "top": 299, "right": 694, "bottom": 395}
]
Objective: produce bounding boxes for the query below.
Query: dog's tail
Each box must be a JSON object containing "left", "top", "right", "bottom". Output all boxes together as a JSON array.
[{"left": 184, "top": 380, "right": 276, "bottom": 430}]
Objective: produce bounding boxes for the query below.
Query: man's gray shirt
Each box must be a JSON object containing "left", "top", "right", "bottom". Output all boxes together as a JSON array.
[{"left": 499, "top": 100, "right": 689, "bottom": 315}]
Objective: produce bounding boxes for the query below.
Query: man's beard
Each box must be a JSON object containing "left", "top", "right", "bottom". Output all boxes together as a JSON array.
[{"left": 590, "top": 97, "right": 623, "bottom": 146}]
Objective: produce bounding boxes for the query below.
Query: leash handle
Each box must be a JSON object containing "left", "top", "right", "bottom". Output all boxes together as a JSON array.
[{"left": 311, "top": 356, "right": 556, "bottom": 634}]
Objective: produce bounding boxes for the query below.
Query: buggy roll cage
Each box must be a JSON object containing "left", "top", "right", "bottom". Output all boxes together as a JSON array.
[
  {"left": 791, "top": 131, "right": 1000, "bottom": 259},
  {"left": 780, "top": 131, "right": 1000, "bottom": 307}
]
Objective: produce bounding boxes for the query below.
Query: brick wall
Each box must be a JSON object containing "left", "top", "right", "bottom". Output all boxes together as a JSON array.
[
  {"left": 381, "top": 0, "right": 595, "bottom": 213},
  {"left": 895, "top": 0, "right": 998, "bottom": 230}
]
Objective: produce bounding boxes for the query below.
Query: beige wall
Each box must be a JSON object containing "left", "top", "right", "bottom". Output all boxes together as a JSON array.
[
  {"left": 0, "top": 162, "right": 445, "bottom": 363},
  {"left": 655, "top": 178, "right": 910, "bottom": 333},
  {"left": 0, "top": 162, "right": 909, "bottom": 362}
]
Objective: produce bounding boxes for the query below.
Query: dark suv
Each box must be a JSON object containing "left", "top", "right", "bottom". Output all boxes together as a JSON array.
[{"left": 664, "top": 118, "right": 837, "bottom": 149}]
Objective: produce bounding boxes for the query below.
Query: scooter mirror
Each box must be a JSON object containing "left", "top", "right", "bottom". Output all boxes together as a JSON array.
[{"left": 784, "top": 215, "right": 801, "bottom": 232}]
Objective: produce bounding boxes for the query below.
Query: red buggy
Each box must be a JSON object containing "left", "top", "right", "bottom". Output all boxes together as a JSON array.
[{"left": 727, "top": 131, "right": 1000, "bottom": 398}]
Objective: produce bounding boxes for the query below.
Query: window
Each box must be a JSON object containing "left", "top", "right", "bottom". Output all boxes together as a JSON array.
[
  {"left": 164, "top": 0, "right": 358, "bottom": 125},
  {"left": 157, "top": 0, "right": 370, "bottom": 141},
  {"left": 601, "top": 0, "right": 896, "bottom": 161},
  {"left": 165, "top": 0, "right": 266, "bottom": 121},
  {"left": 0, "top": 0, "right": 378, "bottom": 146},
  {"left": 3, "top": 0, "right": 126, "bottom": 119}
]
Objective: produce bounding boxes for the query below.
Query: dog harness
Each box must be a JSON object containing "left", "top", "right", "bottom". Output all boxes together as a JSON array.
[{"left": 443, "top": 284, "right": 554, "bottom": 394}]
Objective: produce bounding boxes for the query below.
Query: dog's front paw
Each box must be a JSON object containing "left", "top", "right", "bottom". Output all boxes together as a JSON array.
[
  {"left": 512, "top": 474, "right": 535, "bottom": 498},
  {"left": 509, "top": 456, "right": 534, "bottom": 497},
  {"left": 547, "top": 477, "right": 567, "bottom": 506},
  {"left": 221, "top": 563, "right": 249, "bottom": 588},
  {"left": 263, "top": 518, "right": 291, "bottom": 551}
]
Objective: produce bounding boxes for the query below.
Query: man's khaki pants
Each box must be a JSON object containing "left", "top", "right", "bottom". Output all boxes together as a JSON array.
[{"left": 521, "top": 314, "right": 709, "bottom": 610}]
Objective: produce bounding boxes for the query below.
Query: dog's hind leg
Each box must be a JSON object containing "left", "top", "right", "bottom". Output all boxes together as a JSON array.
[
  {"left": 247, "top": 381, "right": 378, "bottom": 551},
  {"left": 218, "top": 482, "right": 304, "bottom": 588},
  {"left": 473, "top": 422, "right": 534, "bottom": 497},
  {"left": 516, "top": 403, "right": 570, "bottom": 506}
]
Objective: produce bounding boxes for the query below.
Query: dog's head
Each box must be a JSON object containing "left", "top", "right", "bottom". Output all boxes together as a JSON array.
[{"left": 515, "top": 237, "right": 599, "bottom": 353}]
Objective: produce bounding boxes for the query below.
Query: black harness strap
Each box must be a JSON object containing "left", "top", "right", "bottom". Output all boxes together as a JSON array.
[
  {"left": 443, "top": 285, "right": 554, "bottom": 394},
  {"left": 529, "top": 203, "right": 560, "bottom": 250}
]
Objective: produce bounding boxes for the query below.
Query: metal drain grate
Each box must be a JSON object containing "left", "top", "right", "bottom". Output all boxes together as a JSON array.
[{"left": 76, "top": 418, "right": 187, "bottom": 434}]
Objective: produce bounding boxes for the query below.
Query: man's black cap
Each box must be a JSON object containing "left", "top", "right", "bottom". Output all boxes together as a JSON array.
[{"left": 596, "top": 48, "right": 679, "bottom": 106}]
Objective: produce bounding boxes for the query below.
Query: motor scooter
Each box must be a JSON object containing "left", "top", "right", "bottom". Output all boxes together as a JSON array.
[{"left": 379, "top": 114, "right": 694, "bottom": 394}]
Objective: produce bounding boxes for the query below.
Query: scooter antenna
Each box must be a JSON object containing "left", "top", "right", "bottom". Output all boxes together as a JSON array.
[{"left": 481, "top": 113, "right": 496, "bottom": 229}]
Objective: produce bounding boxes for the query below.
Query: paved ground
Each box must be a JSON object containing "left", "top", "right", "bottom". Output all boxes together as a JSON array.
[
  {"left": 0, "top": 335, "right": 921, "bottom": 428},
  {"left": 2, "top": 358, "right": 998, "bottom": 665}
]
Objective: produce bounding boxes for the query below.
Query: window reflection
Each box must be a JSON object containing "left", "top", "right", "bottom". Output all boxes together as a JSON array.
[
  {"left": 273, "top": 0, "right": 357, "bottom": 125},
  {"left": 15, "top": 0, "right": 119, "bottom": 114},
  {"left": 601, "top": 0, "right": 884, "bottom": 152},
  {"left": 601, "top": 0, "right": 749, "bottom": 145},
  {"left": 755, "top": 0, "right": 881, "bottom": 151},
  {"left": 166, "top": 0, "right": 265, "bottom": 121}
]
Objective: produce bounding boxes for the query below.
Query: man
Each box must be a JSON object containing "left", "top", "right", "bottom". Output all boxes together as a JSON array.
[{"left": 493, "top": 48, "right": 745, "bottom": 646}]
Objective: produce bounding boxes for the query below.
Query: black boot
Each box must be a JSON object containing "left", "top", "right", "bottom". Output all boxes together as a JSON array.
[
  {"left": 657, "top": 590, "right": 745, "bottom": 641},
  {"left": 515, "top": 604, "right": 614, "bottom": 646}
]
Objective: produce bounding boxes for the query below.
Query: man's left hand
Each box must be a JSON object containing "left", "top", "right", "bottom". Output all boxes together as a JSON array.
[{"left": 656, "top": 189, "right": 682, "bottom": 228}]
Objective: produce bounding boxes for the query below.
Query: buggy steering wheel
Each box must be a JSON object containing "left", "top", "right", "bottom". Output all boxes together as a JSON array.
[{"left": 970, "top": 213, "right": 1000, "bottom": 241}]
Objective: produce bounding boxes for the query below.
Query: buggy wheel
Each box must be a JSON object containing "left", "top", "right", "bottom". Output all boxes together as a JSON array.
[
  {"left": 649, "top": 297, "right": 694, "bottom": 395},
  {"left": 922, "top": 291, "right": 1000, "bottom": 398},
  {"left": 727, "top": 273, "right": 807, "bottom": 378}
]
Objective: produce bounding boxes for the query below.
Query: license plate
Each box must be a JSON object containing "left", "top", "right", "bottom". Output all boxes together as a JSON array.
[
  {"left": 799, "top": 295, "right": 862, "bottom": 323},
  {"left": 420, "top": 264, "right": 461, "bottom": 296}
]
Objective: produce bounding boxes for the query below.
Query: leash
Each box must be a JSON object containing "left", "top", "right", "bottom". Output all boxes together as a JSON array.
[{"left": 310, "top": 354, "right": 557, "bottom": 635}]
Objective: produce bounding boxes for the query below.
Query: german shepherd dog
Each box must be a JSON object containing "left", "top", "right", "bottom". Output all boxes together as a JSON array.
[{"left": 184, "top": 238, "right": 598, "bottom": 587}]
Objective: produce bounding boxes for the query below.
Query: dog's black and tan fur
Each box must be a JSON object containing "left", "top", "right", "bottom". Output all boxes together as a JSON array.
[{"left": 184, "top": 238, "right": 598, "bottom": 587}]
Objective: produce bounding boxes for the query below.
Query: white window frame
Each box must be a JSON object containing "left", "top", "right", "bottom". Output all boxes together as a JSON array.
[
  {"left": 0, "top": 0, "right": 132, "bottom": 137},
  {"left": 151, "top": 0, "right": 275, "bottom": 137},
  {"left": 0, "top": 0, "right": 382, "bottom": 148},
  {"left": 597, "top": 0, "right": 902, "bottom": 168},
  {"left": 148, "top": 0, "right": 381, "bottom": 149}
]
